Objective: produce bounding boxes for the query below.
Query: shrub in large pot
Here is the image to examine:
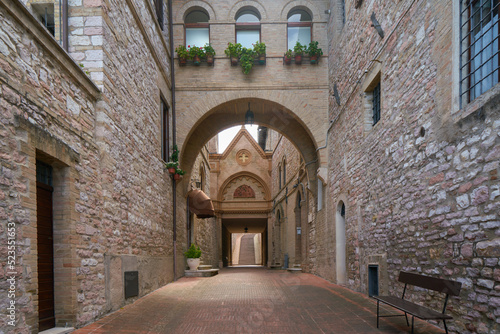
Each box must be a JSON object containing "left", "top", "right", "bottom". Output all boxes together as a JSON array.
[{"left": 185, "top": 244, "right": 202, "bottom": 270}]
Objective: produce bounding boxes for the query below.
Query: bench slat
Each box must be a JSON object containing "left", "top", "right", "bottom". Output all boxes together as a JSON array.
[
  {"left": 373, "top": 295, "right": 453, "bottom": 320},
  {"left": 398, "top": 272, "right": 462, "bottom": 296}
]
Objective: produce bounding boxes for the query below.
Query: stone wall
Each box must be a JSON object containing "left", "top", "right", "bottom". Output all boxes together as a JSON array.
[
  {"left": 324, "top": 0, "right": 500, "bottom": 333},
  {"left": 0, "top": 0, "right": 178, "bottom": 331}
]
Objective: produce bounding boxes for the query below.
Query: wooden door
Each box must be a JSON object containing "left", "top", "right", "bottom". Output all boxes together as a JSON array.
[{"left": 37, "top": 181, "right": 55, "bottom": 331}]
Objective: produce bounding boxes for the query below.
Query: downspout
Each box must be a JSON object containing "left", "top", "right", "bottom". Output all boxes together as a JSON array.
[{"left": 168, "top": 0, "right": 177, "bottom": 281}]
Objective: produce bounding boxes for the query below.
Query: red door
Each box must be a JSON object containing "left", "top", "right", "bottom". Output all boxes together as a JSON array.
[{"left": 37, "top": 181, "right": 55, "bottom": 331}]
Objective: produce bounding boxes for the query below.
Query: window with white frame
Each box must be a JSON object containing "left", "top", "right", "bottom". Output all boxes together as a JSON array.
[
  {"left": 185, "top": 9, "right": 210, "bottom": 48},
  {"left": 460, "top": 0, "right": 499, "bottom": 106}
]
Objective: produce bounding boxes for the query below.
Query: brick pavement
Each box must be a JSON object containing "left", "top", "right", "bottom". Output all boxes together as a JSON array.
[{"left": 73, "top": 268, "right": 446, "bottom": 334}]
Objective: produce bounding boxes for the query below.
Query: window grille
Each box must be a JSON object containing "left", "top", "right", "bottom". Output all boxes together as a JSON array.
[{"left": 460, "top": 0, "right": 499, "bottom": 105}]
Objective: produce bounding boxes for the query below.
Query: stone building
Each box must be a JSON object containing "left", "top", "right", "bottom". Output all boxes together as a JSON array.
[{"left": 0, "top": 0, "right": 499, "bottom": 333}]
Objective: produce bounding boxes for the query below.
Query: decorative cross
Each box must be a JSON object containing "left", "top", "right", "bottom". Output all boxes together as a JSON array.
[{"left": 239, "top": 153, "right": 249, "bottom": 163}]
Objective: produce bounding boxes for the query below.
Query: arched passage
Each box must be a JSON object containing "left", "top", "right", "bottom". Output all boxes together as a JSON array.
[{"left": 178, "top": 97, "right": 321, "bottom": 193}]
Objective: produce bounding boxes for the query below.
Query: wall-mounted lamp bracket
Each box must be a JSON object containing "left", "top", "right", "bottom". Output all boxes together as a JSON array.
[
  {"left": 370, "top": 12, "right": 384, "bottom": 38},
  {"left": 333, "top": 83, "right": 341, "bottom": 106}
]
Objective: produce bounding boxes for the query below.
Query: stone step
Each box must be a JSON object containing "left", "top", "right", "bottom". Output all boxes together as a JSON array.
[
  {"left": 185, "top": 268, "right": 219, "bottom": 277},
  {"left": 199, "top": 264, "right": 213, "bottom": 270},
  {"left": 287, "top": 267, "right": 302, "bottom": 273},
  {"left": 39, "top": 328, "right": 75, "bottom": 334}
]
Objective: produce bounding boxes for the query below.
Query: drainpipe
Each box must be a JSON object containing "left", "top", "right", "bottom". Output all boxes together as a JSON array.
[{"left": 168, "top": 0, "right": 177, "bottom": 281}]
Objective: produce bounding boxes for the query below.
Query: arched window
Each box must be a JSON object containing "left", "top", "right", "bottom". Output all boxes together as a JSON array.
[
  {"left": 282, "top": 157, "right": 287, "bottom": 186},
  {"left": 287, "top": 9, "right": 312, "bottom": 49},
  {"left": 278, "top": 163, "right": 282, "bottom": 189},
  {"left": 185, "top": 9, "right": 209, "bottom": 48},
  {"left": 235, "top": 7, "right": 261, "bottom": 48}
]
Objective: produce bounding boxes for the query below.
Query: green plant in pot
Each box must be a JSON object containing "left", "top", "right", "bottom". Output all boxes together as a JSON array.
[
  {"left": 185, "top": 244, "right": 202, "bottom": 270},
  {"left": 293, "top": 42, "right": 305, "bottom": 65},
  {"left": 175, "top": 45, "right": 189, "bottom": 66},
  {"left": 174, "top": 168, "right": 185, "bottom": 180},
  {"left": 165, "top": 161, "right": 178, "bottom": 174},
  {"left": 224, "top": 42, "right": 242, "bottom": 66},
  {"left": 204, "top": 43, "right": 216, "bottom": 65},
  {"left": 284, "top": 49, "right": 293, "bottom": 65},
  {"left": 188, "top": 45, "right": 206, "bottom": 65},
  {"left": 239, "top": 47, "right": 256, "bottom": 74},
  {"left": 306, "top": 41, "right": 323, "bottom": 64},
  {"left": 253, "top": 41, "right": 266, "bottom": 64}
]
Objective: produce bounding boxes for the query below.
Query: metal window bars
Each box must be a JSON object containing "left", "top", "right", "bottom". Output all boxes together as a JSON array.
[{"left": 460, "top": 0, "right": 499, "bottom": 106}]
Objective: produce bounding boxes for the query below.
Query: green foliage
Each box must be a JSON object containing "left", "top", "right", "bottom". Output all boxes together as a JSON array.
[
  {"left": 204, "top": 43, "right": 216, "bottom": 56},
  {"left": 239, "top": 47, "right": 256, "bottom": 74},
  {"left": 165, "top": 161, "right": 178, "bottom": 168},
  {"left": 175, "top": 168, "right": 186, "bottom": 175},
  {"left": 170, "top": 145, "right": 179, "bottom": 162},
  {"left": 293, "top": 42, "right": 305, "bottom": 55},
  {"left": 306, "top": 41, "right": 323, "bottom": 57},
  {"left": 184, "top": 244, "right": 202, "bottom": 258},
  {"left": 224, "top": 42, "right": 242, "bottom": 57},
  {"left": 175, "top": 45, "right": 189, "bottom": 59},
  {"left": 253, "top": 41, "right": 266, "bottom": 55},
  {"left": 284, "top": 49, "right": 293, "bottom": 58},
  {"left": 188, "top": 45, "right": 206, "bottom": 58}
]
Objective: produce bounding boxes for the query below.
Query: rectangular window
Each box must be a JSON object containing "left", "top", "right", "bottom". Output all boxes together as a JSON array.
[
  {"left": 236, "top": 27, "right": 260, "bottom": 49},
  {"left": 186, "top": 27, "right": 209, "bottom": 47},
  {"left": 287, "top": 26, "right": 311, "bottom": 49},
  {"left": 153, "top": 0, "right": 164, "bottom": 30},
  {"left": 372, "top": 81, "right": 381, "bottom": 125},
  {"left": 29, "top": 2, "right": 68, "bottom": 49},
  {"left": 161, "top": 98, "right": 169, "bottom": 162},
  {"left": 460, "top": 0, "right": 499, "bottom": 105}
]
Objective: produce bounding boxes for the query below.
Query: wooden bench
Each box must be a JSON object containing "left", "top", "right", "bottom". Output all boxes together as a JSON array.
[{"left": 373, "top": 271, "right": 462, "bottom": 334}]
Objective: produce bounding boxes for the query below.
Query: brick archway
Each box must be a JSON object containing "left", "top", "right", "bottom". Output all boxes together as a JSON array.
[{"left": 178, "top": 97, "right": 324, "bottom": 195}]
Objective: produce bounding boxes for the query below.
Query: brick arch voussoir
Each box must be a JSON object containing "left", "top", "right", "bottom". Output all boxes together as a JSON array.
[
  {"left": 175, "top": 0, "right": 217, "bottom": 23},
  {"left": 281, "top": 0, "right": 321, "bottom": 21},
  {"left": 228, "top": 0, "right": 268, "bottom": 21}
]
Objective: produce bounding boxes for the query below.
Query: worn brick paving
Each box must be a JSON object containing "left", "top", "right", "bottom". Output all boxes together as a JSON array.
[{"left": 73, "top": 268, "right": 445, "bottom": 333}]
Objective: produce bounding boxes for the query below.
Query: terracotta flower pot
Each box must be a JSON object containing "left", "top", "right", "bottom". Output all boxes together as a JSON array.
[
  {"left": 284, "top": 56, "right": 292, "bottom": 65},
  {"left": 168, "top": 167, "right": 176, "bottom": 174},
  {"left": 193, "top": 55, "right": 201, "bottom": 65},
  {"left": 206, "top": 55, "right": 214, "bottom": 65},
  {"left": 295, "top": 55, "right": 302, "bottom": 65},
  {"left": 174, "top": 173, "right": 182, "bottom": 180},
  {"left": 310, "top": 55, "right": 319, "bottom": 64},
  {"left": 179, "top": 57, "right": 187, "bottom": 66},
  {"left": 230, "top": 56, "right": 238, "bottom": 66}
]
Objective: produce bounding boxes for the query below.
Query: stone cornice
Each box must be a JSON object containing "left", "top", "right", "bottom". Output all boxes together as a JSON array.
[{"left": 0, "top": 0, "right": 101, "bottom": 99}]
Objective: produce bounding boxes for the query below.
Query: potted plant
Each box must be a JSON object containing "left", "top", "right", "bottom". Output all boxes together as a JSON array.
[
  {"left": 204, "top": 43, "right": 216, "bottom": 65},
  {"left": 175, "top": 45, "right": 189, "bottom": 66},
  {"left": 185, "top": 243, "right": 202, "bottom": 270},
  {"left": 239, "top": 47, "right": 256, "bottom": 74},
  {"left": 165, "top": 161, "right": 178, "bottom": 174},
  {"left": 293, "top": 42, "right": 305, "bottom": 65},
  {"left": 224, "top": 42, "right": 242, "bottom": 66},
  {"left": 188, "top": 45, "right": 205, "bottom": 65},
  {"left": 284, "top": 49, "right": 293, "bottom": 65},
  {"left": 174, "top": 168, "right": 185, "bottom": 180},
  {"left": 253, "top": 41, "right": 266, "bottom": 65},
  {"left": 306, "top": 41, "right": 323, "bottom": 64}
]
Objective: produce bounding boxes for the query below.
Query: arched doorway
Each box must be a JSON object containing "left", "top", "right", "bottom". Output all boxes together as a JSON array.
[{"left": 336, "top": 201, "right": 347, "bottom": 285}]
